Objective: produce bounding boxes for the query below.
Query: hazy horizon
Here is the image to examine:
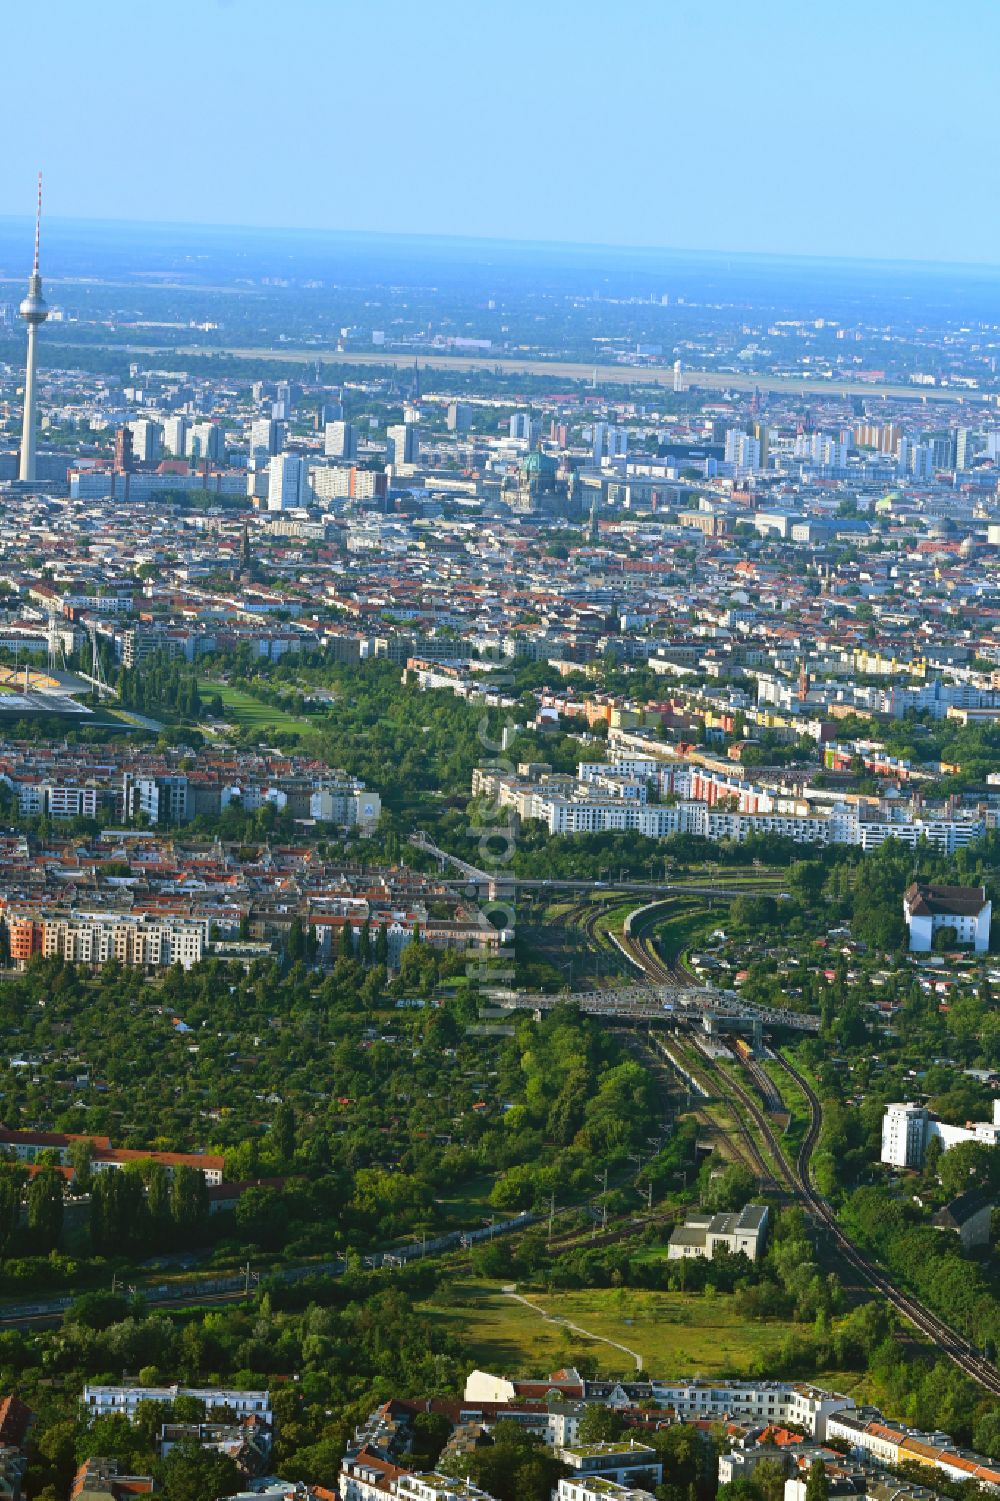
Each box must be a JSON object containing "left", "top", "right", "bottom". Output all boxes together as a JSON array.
[{"left": 2, "top": 212, "right": 1000, "bottom": 279}]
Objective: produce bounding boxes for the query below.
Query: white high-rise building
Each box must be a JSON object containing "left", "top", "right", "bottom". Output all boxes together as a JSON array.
[
  {"left": 128, "top": 419, "right": 162, "bottom": 464},
  {"left": 250, "top": 418, "right": 282, "bottom": 458},
  {"left": 591, "top": 421, "right": 608, "bottom": 464},
  {"left": 897, "top": 437, "right": 934, "bottom": 481},
  {"left": 18, "top": 175, "right": 48, "bottom": 484},
  {"left": 673, "top": 359, "right": 684, "bottom": 393},
  {"left": 267, "top": 453, "right": 304, "bottom": 510},
  {"left": 725, "top": 429, "right": 761, "bottom": 474},
  {"left": 325, "top": 421, "right": 358, "bottom": 460},
  {"left": 187, "top": 422, "right": 224, "bottom": 463},
  {"left": 881, "top": 1098, "right": 1000, "bottom": 1168},
  {"left": 162, "top": 415, "right": 189, "bottom": 457},
  {"left": 509, "top": 412, "right": 534, "bottom": 442},
  {"left": 881, "top": 1103, "right": 928, "bottom": 1167},
  {"left": 386, "top": 424, "right": 418, "bottom": 467},
  {"left": 793, "top": 433, "right": 847, "bottom": 470}
]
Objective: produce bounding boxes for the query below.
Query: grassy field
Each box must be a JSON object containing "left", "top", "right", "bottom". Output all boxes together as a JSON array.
[
  {"left": 761, "top": 1058, "right": 811, "bottom": 1166},
  {"left": 432, "top": 1175, "right": 497, "bottom": 1230},
  {"left": 418, "top": 1278, "right": 847, "bottom": 1381},
  {"left": 649, "top": 905, "right": 721, "bottom": 967},
  {"left": 197, "top": 679, "right": 314, "bottom": 735}
]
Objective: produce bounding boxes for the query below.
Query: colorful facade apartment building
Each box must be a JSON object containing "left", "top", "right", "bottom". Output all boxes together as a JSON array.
[{"left": 6, "top": 911, "right": 208, "bottom": 970}]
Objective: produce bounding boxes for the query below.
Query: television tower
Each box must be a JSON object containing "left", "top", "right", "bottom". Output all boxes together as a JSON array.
[{"left": 18, "top": 173, "right": 48, "bottom": 483}]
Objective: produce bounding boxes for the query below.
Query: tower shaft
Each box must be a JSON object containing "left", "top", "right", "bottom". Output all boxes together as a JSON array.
[
  {"left": 18, "top": 173, "right": 48, "bottom": 485},
  {"left": 19, "top": 323, "right": 40, "bottom": 483}
]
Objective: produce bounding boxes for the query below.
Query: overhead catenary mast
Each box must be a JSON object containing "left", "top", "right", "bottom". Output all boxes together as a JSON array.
[{"left": 18, "top": 172, "right": 49, "bottom": 484}]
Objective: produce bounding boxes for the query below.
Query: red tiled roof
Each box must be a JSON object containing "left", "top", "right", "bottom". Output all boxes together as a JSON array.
[{"left": 0, "top": 1394, "right": 33, "bottom": 1447}]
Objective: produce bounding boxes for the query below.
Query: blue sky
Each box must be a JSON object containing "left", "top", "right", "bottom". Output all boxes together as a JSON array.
[{"left": 5, "top": 0, "right": 999, "bottom": 265}]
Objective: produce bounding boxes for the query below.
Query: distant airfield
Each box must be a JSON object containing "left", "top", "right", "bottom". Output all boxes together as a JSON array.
[{"left": 47, "top": 339, "right": 985, "bottom": 403}]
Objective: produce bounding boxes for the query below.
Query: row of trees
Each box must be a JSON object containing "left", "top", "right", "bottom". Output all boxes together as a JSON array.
[{"left": 118, "top": 657, "right": 204, "bottom": 720}]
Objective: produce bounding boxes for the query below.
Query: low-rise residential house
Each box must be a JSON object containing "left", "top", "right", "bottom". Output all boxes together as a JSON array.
[
  {"left": 0, "top": 1399, "right": 32, "bottom": 1451},
  {"left": 556, "top": 1481, "right": 658, "bottom": 1501},
  {"left": 668, "top": 1204, "right": 769, "bottom": 1261},
  {"left": 556, "top": 1441, "right": 662, "bottom": 1489},
  {"left": 82, "top": 1387, "right": 271, "bottom": 1426},
  {"left": 932, "top": 1189, "right": 995, "bottom": 1249}
]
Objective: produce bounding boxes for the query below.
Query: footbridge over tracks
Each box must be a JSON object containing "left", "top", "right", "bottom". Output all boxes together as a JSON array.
[{"left": 487, "top": 984, "right": 820, "bottom": 1033}]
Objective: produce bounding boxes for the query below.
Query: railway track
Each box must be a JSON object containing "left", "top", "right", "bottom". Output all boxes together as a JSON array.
[
  {"left": 617, "top": 905, "right": 692, "bottom": 987},
  {"left": 622, "top": 903, "right": 1000, "bottom": 1396},
  {"left": 771, "top": 1049, "right": 1000, "bottom": 1397}
]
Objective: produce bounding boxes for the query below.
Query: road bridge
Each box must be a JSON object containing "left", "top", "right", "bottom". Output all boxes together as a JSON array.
[{"left": 410, "top": 833, "right": 781, "bottom": 902}]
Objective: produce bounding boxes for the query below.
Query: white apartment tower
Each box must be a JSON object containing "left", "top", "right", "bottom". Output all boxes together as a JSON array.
[
  {"left": 250, "top": 418, "right": 283, "bottom": 458},
  {"left": 267, "top": 452, "right": 304, "bottom": 509},
  {"left": 386, "top": 423, "right": 418, "bottom": 467},
  {"left": 725, "top": 429, "right": 761, "bottom": 474},
  {"left": 325, "top": 421, "right": 358, "bottom": 460},
  {"left": 128, "top": 419, "right": 162, "bottom": 464},
  {"left": 162, "top": 415, "right": 189, "bottom": 457},
  {"left": 881, "top": 1102, "right": 928, "bottom": 1168}
]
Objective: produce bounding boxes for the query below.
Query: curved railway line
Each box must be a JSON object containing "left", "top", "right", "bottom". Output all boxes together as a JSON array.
[{"left": 619, "top": 901, "right": 1000, "bottom": 1397}]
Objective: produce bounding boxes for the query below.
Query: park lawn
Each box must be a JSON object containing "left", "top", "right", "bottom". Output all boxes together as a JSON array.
[
  {"left": 197, "top": 679, "right": 314, "bottom": 735},
  {"left": 418, "top": 1278, "right": 830, "bottom": 1381},
  {"left": 432, "top": 1175, "right": 497, "bottom": 1229}
]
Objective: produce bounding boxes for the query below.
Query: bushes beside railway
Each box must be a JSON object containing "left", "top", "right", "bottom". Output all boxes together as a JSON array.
[{"left": 840, "top": 1187, "right": 1000, "bottom": 1354}]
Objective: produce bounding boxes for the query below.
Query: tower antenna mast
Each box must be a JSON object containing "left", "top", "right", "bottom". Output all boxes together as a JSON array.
[{"left": 33, "top": 171, "right": 42, "bottom": 274}]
